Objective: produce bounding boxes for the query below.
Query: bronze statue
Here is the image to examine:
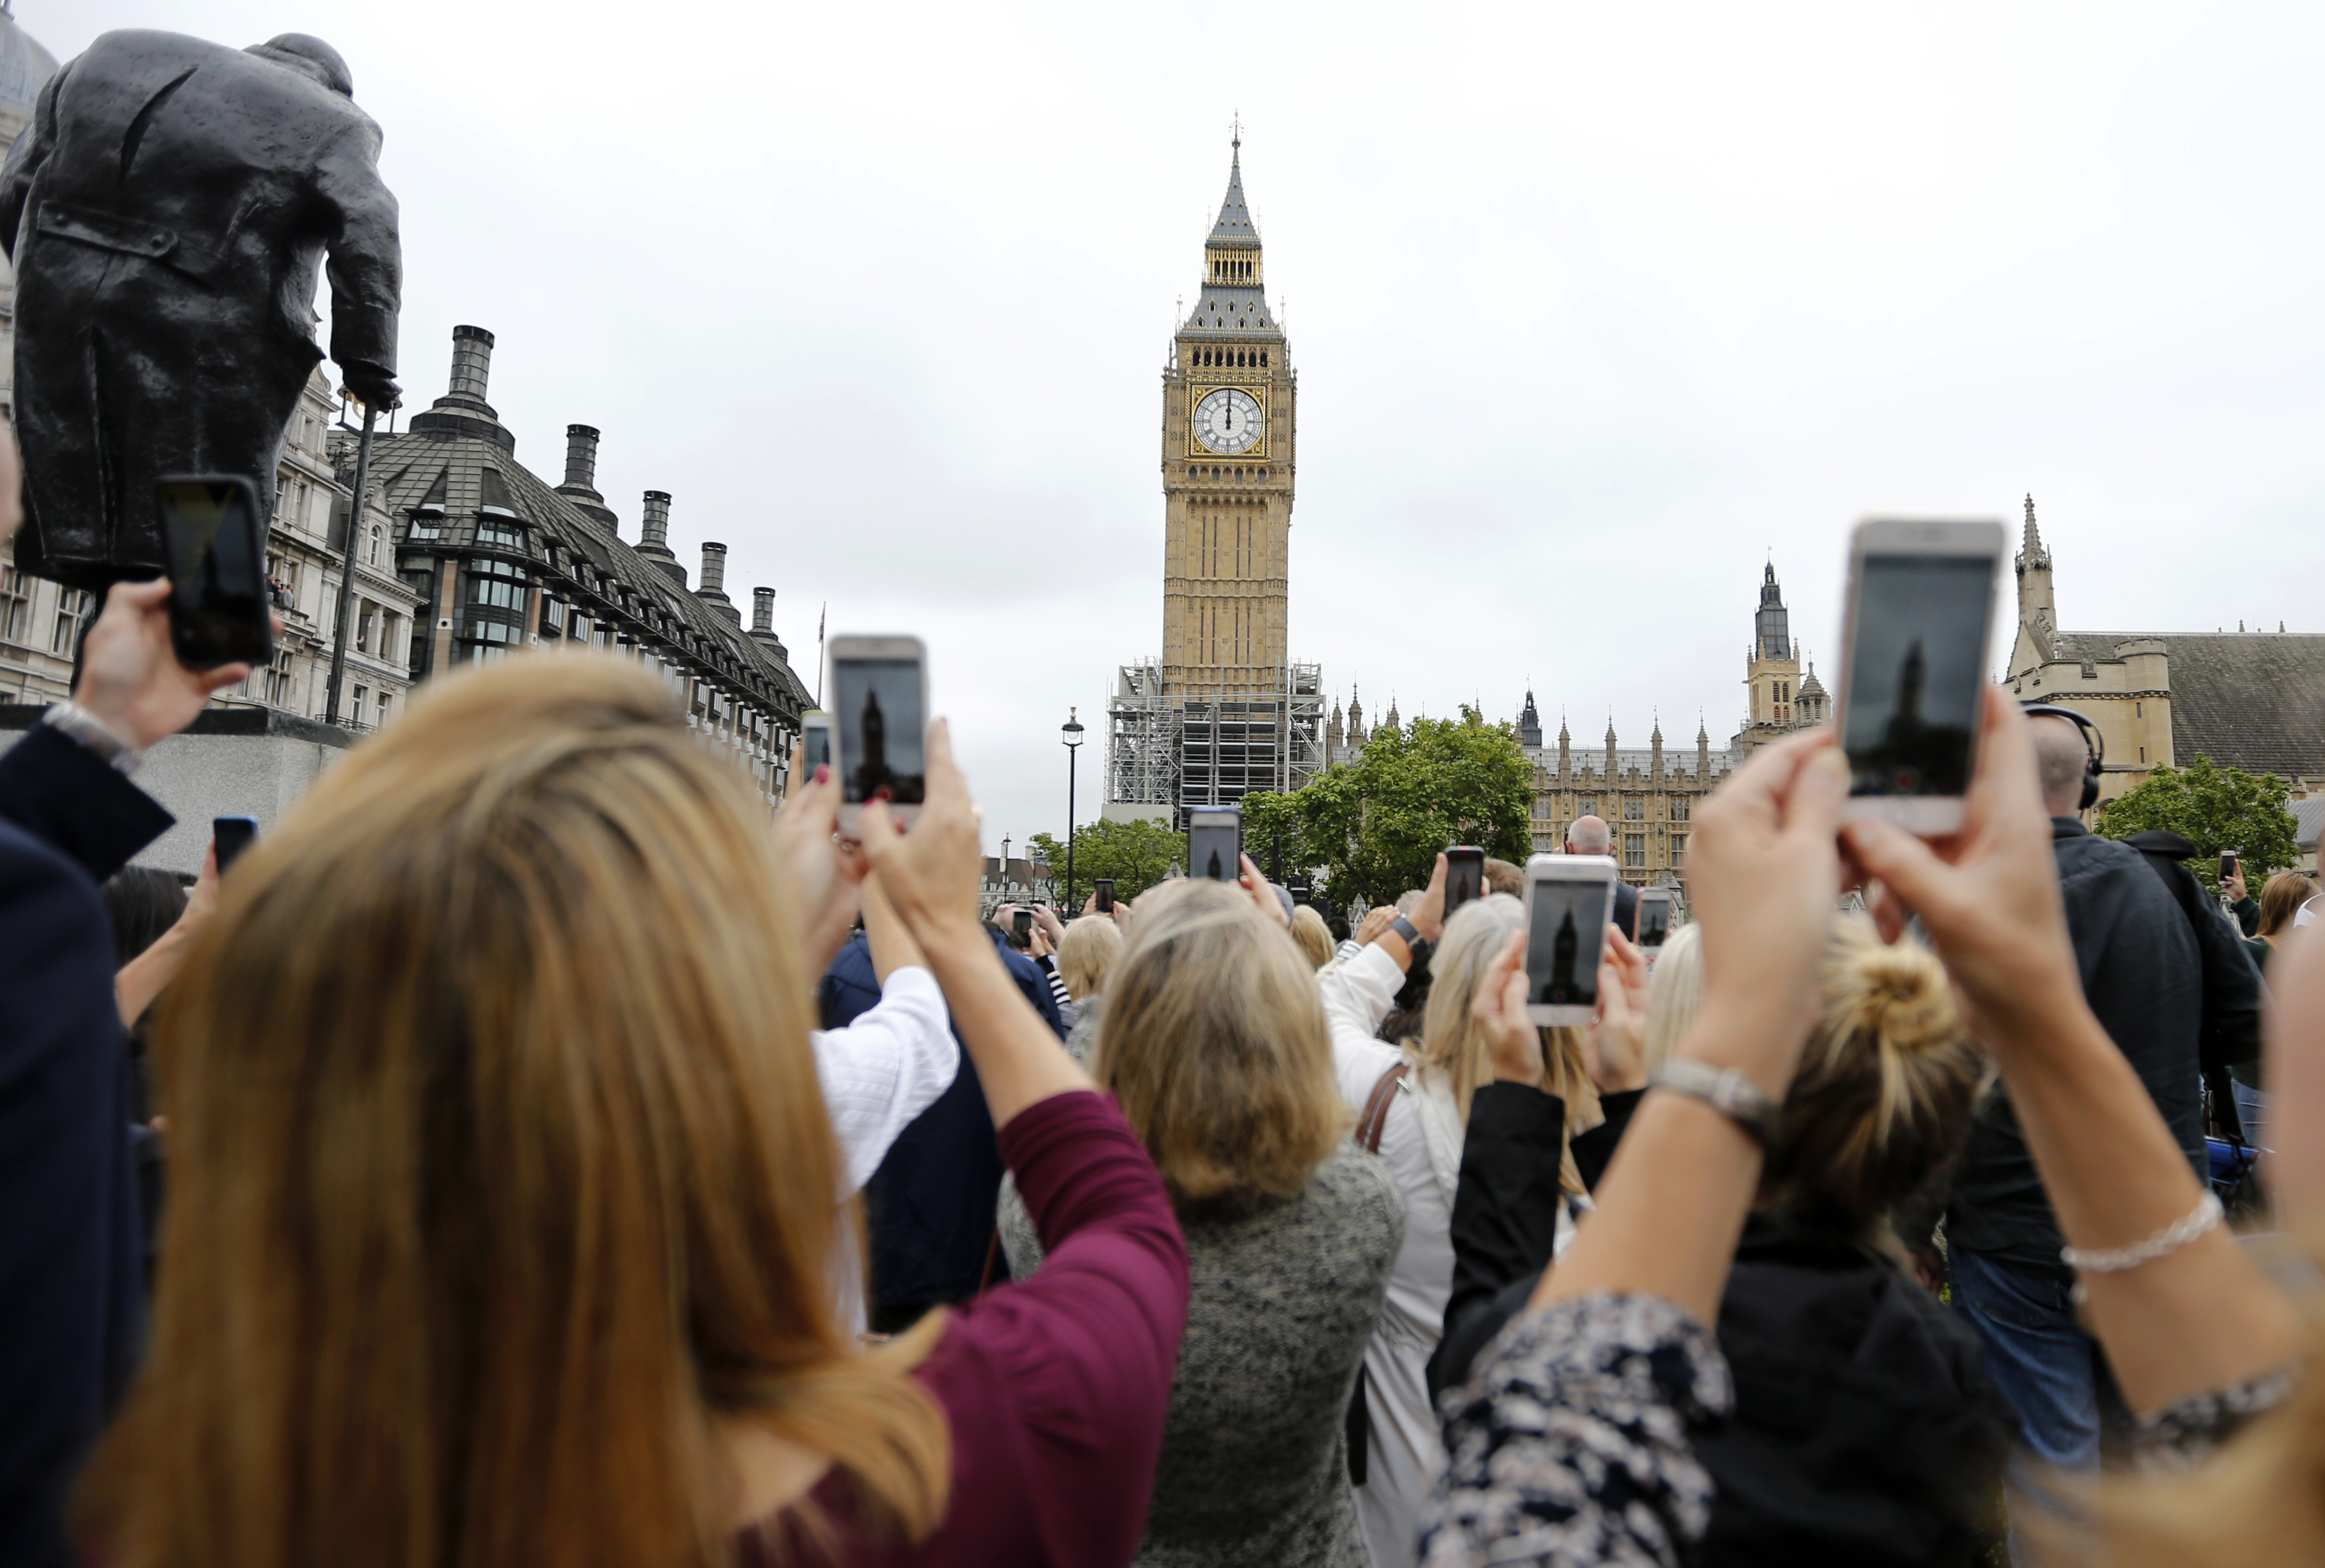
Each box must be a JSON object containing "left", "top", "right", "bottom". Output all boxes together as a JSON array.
[{"left": 0, "top": 30, "right": 401, "bottom": 591}]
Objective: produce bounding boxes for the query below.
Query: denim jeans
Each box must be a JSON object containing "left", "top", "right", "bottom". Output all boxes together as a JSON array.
[{"left": 1949, "top": 1245, "right": 2101, "bottom": 1470}]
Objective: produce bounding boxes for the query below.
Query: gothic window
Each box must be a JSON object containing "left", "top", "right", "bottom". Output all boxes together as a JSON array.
[
  {"left": 1672, "top": 833, "right": 1687, "bottom": 865},
  {"left": 1672, "top": 796, "right": 1690, "bottom": 822},
  {"left": 1624, "top": 797, "right": 1643, "bottom": 821},
  {"left": 1579, "top": 798, "right": 1597, "bottom": 818},
  {"left": 1624, "top": 834, "right": 1645, "bottom": 868}
]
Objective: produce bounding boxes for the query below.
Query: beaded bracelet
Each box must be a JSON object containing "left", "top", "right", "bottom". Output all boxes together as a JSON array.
[{"left": 2062, "top": 1191, "right": 2223, "bottom": 1277}]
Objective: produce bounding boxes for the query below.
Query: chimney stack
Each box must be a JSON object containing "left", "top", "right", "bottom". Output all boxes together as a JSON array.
[
  {"left": 697, "top": 542, "right": 738, "bottom": 620},
  {"left": 636, "top": 490, "right": 685, "bottom": 583},
  {"left": 748, "top": 586, "right": 788, "bottom": 659},
  {"left": 409, "top": 325, "right": 516, "bottom": 452},
  {"left": 562, "top": 425, "right": 600, "bottom": 491},
  {"left": 447, "top": 325, "right": 494, "bottom": 406}
]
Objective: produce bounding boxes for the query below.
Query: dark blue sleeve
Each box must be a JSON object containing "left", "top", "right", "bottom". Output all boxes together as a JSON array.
[
  {"left": 0, "top": 724, "right": 174, "bottom": 883},
  {"left": 994, "top": 933, "right": 1069, "bottom": 1041},
  {"left": 0, "top": 825, "right": 145, "bottom": 1568}
]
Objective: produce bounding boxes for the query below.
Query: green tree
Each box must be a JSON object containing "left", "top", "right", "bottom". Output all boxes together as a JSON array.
[
  {"left": 1247, "top": 706, "right": 1535, "bottom": 906},
  {"left": 2093, "top": 754, "right": 2299, "bottom": 894},
  {"left": 1028, "top": 816, "right": 1184, "bottom": 906}
]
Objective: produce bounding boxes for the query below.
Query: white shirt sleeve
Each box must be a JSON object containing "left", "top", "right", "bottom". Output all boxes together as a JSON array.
[
  {"left": 812, "top": 966, "right": 960, "bottom": 1195},
  {"left": 1319, "top": 941, "right": 1404, "bottom": 1043}
]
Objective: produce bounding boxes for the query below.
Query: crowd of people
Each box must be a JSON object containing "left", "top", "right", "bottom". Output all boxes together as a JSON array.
[{"left": 7, "top": 406, "right": 2325, "bottom": 1566}]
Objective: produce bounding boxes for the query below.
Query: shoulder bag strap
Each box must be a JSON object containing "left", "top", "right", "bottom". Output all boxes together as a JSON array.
[{"left": 1357, "top": 1061, "right": 1409, "bottom": 1155}]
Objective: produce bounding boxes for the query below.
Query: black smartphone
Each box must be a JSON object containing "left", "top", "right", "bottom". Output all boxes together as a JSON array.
[
  {"left": 1445, "top": 846, "right": 1485, "bottom": 916},
  {"left": 1187, "top": 805, "right": 1242, "bottom": 883},
  {"left": 1094, "top": 878, "right": 1116, "bottom": 913},
  {"left": 1636, "top": 886, "right": 1672, "bottom": 948},
  {"left": 2220, "top": 850, "right": 2239, "bottom": 883},
  {"left": 213, "top": 815, "right": 259, "bottom": 873},
  {"left": 1833, "top": 519, "right": 2006, "bottom": 838},
  {"left": 158, "top": 476, "right": 274, "bottom": 669},
  {"left": 1012, "top": 909, "right": 1034, "bottom": 948}
]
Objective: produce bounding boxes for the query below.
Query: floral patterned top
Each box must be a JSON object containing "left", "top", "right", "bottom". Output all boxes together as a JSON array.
[{"left": 1419, "top": 1291, "right": 2298, "bottom": 1567}]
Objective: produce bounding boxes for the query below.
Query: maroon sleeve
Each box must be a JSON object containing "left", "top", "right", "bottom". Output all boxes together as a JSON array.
[{"left": 860, "top": 1090, "right": 1189, "bottom": 1568}]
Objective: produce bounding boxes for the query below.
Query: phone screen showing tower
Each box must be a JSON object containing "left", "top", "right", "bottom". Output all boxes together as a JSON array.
[
  {"left": 1527, "top": 881, "right": 1609, "bottom": 1007},
  {"left": 833, "top": 659, "right": 925, "bottom": 805},
  {"left": 1843, "top": 555, "right": 1995, "bottom": 798}
]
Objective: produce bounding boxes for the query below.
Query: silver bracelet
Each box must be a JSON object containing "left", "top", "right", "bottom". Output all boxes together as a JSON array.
[
  {"left": 1649, "top": 1058, "right": 1780, "bottom": 1149},
  {"left": 2061, "top": 1191, "right": 2223, "bottom": 1275}
]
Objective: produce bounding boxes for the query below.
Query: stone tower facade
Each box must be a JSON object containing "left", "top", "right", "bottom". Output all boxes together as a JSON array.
[
  {"left": 1160, "top": 135, "right": 1296, "bottom": 696},
  {"left": 1734, "top": 562, "right": 1824, "bottom": 751}
]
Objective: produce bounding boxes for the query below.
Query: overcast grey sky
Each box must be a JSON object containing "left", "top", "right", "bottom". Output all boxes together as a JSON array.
[{"left": 38, "top": 2, "right": 2325, "bottom": 852}]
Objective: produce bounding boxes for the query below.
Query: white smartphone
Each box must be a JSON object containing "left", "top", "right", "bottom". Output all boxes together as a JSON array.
[
  {"left": 1523, "top": 852, "right": 1617, "bottom": 1026},
  {"left": 1636, "top": 886, "right": 1672, "bottom": 949},
  {"left": 1833, "top": 519, "right": 2007, "bottom": 837},
  {"left": 1187, "top": 804, "right": 1242, "bottom": 882},
  {"left": 826, "top": 635, "right": 927, "bottom": 834},
  {"left": 800, "top": 709, "right": 832, "bottom": 778}
]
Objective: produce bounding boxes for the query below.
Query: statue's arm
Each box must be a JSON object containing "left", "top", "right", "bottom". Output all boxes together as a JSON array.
[
  {"left": 315, "top": 117, "right": 403, "bottom": 403},
  {"left": 0, "top": 61, "right": 69, "bottom": 262}
]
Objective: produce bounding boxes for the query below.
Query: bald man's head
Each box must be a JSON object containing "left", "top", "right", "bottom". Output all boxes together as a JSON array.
[
  {"left": 2030, "top": 716, "right": 2092, "bottom": 817},
  {"left": 1566, "top": 815, "right": 1611, "bottom": 854}
]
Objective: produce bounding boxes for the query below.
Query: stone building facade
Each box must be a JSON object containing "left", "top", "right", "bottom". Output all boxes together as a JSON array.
[
  {"left": 368, "top": 326, "right": 812, "bottom": 801},
  {"left": 2002, "top": 497, "right": 2325, "bottom": 805}
]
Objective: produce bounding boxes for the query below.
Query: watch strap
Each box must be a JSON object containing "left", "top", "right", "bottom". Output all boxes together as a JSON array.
[
  {"left": 1387, "top": 914, "right": 1431, "bottom": 959},
  {"left": 1650, "top": 1058, "right": 1780, "bottom": 1149}
]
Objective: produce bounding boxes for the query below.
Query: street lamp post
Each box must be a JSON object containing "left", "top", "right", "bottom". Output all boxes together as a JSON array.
[{"left": 1060, "top": 707, "right": 1085, "bottom": 912}]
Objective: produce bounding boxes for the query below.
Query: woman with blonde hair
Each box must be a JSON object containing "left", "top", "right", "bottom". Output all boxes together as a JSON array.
[
  {"left": 1289, "top": 902, "right": 1336, "bottom": 969},
  {"left": 1344, "top": 895, "right": 1605, "bottom": 1568},
  {"left": 76, "top": 656, "right": 1191, "bottom": 1568},
  {"left": 1433, "top": 911, "right": 2014, "bottom": 1566},
  {"left": 1001, "top": 873, "right": 1402, "bottom": 1567}
]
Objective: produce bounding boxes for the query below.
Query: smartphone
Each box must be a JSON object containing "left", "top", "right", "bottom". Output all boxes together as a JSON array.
[
  {"left": 1445, "top": 846, "right": 1485, "bottom": 917},
  {"left": 1094, "top": 878, "right": 1116, "bottom": 913},
  {"left": 1187, "top": 805, "right": 1241, "bottom": 883},
  {"left": 826, "top": 636, "right": 927, "bottom": 834},
  {"left": 1833, "top": 519, "right": 2007, "bottom": 836},
  {"left": 158, "top": 476, "right": 274, "bottom": 669},
  {"left": 2220, "top": 850, "right": 2239, "bottom": 884},
  {"left": 1636, "top": 886, "right": 1672, "bottom": 949},
  {"left": 1011, "top": 908, "right": 1034, "bottom": 949},
  {"left": 801, "top": 710, "right": 832, "bottom": 777},
  {"left": 212, "top": 815, "right": 259, "bottom": 873},
  {"left": 1523, "top": 853, "right": 1617, "bottom": 1026}
]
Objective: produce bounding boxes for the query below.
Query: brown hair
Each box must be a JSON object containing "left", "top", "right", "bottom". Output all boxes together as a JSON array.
[
  {"left": 79, "top": 655, "right": 949, "bottom": 1568},
  {"left": 1757, "top": 917, "right": 1987, "bottom": 1235},
  {"left": 1091, "top": 879, "right": 1349, "bottom": 1213},
  {"left": 2260, "top": 871, "right": 2317, "bottom": 939},
  {"left": 1056, "top": 914, "right": 1124, "bottom": 999},
  {"left": 1288, "top": 903, "right": 1336, "bottom": 968}
]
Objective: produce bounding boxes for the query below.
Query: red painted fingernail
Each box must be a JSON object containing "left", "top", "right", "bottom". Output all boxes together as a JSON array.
[
  {"left": 814, "top": 765, "right": 829, "bottom": 784},
  {"left": 874, "top": 787, "right": 892, "bottom": 802}
]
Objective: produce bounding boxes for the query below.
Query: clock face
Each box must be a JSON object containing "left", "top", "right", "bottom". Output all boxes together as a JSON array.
[{"left": 1192, "top": 387, "right": 1264, "bottom": 455}]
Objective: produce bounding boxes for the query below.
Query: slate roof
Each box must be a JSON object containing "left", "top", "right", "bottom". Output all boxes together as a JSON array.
[
  {"left": 1208, "top": 147, "right": 1257, "bottom": 245},
  {"left": 1183, "top": 145, "right": 1284, "bottom": 341},
  {"left": 359, "top": 423, "right": 812, "bottom": 717},
  {"left": 2055, "top": 631, "right": 2325, "bottom": 780}
]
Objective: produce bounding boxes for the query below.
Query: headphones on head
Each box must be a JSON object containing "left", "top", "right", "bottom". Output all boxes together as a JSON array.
[{"left": 2020, "top": 702, "right": 2104, "bottom": 812}]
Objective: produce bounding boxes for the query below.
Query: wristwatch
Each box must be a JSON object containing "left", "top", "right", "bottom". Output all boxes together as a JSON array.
[
  {"left": 1650, "top": 1059, "right": 1780, "bottom": 1149},
  {"left": 42, "top": 701, "right": 142, "bottom": 774},
  {"left": 1387, "top": 914, "right": 1432, "bottom": 963}
]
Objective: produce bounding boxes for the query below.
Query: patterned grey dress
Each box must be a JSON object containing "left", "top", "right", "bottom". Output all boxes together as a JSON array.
[
  {"left": 1417, "top": 1291, "right": 2299, "bottom": 1567},
  {"left": 1001, "top": 1143, "right": 1404, "bottom": 1567}
]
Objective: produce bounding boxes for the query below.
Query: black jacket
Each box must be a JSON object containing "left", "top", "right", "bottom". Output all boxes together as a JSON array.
[
  {"left": 1936, "top": 819, "right": 2206, "bottom": 1271},
  {"left": 0, "top": 725, "right": 173, "bottom": 1568},
  {"left": 1613, "top": 879, "right": 1639, "bottom": 941},
  {"left": 0, "top": 30, "right": 400, "bottom": 586},
  {"left": 822, "top": 929, "right": 1068, "bottom": 1330},
  {"left": 2120, "top": 830, "right": 2264, "bottom": 1075},
  {"left": 1432, "top": 1083, "right": 2010, "bottom": 1568}
]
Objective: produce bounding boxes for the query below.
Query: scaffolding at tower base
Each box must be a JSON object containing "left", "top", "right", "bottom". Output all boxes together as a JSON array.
[{"left": 1105, "top": 658, "right": 1327, "bottom": 830}]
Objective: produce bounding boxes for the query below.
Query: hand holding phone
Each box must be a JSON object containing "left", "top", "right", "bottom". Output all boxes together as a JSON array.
[
  {"left": 1010, "top": 908, "right": 1034, "bottom": 949},
  {"left": 1523, "top": 853, "right": 1618, "bottom": 1026},
  {"left": 828, "top": 637, "right": 927, "bottom": 834}
]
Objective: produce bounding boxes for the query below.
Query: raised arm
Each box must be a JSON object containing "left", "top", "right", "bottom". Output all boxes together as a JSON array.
[
  {"left": 859, "top": 720, "right": 1092, "bottom": 1126},
  {"left": 1846, "top": 689, "right": 2303, "bottom": 1418}
]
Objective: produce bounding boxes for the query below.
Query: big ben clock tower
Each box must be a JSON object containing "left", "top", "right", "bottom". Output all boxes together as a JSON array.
[{"left": 1161, "top": 131, "right": 1295, "bottom": 698}]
